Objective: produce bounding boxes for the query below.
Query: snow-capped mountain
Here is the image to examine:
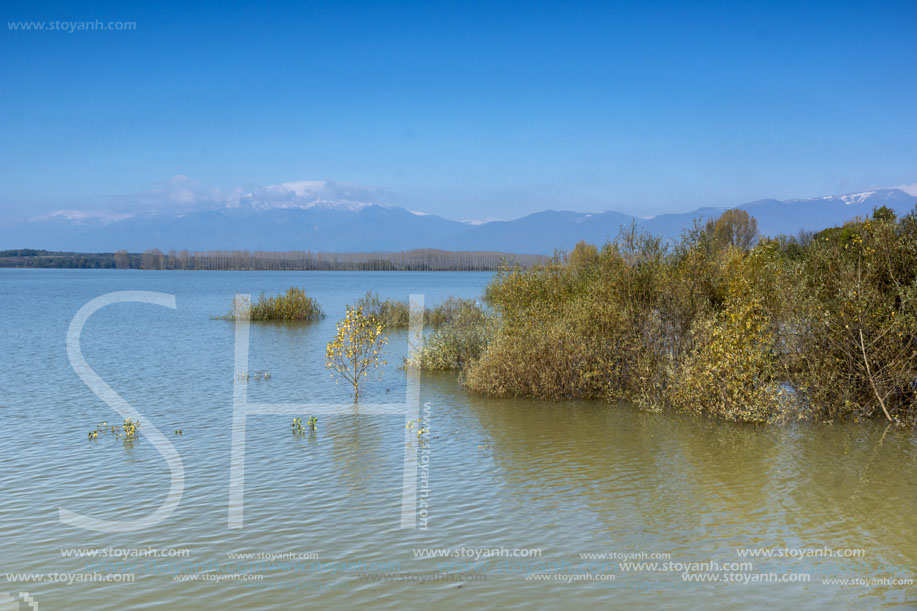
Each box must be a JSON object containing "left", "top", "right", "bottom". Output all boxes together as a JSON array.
[
  {"left": 221, "top": 180, "right": 376, "bottom": 213},
  {"left": 801, "top": 189, "right": 914, "bottom": 207},
  {"left": 1, "top": 185, "right": 915, "bottom": 254}
]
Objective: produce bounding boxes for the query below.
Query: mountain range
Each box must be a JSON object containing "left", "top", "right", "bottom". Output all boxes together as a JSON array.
[{"left": 2, "top": 186, "right": 915, "bottom": 255}]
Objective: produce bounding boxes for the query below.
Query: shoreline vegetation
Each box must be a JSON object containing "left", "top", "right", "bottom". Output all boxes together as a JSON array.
[
  {"left": 418, "top": 207, "right": 917, "bottom": 428},
  {"left": 355, "top": 290, "right": 482, "bottom": 329},
  {"left": 14, "top": 207, "right": 917, "bottom": 427},
  {"left": 0, "top": 248, "right": 546, "bottom": 271}
]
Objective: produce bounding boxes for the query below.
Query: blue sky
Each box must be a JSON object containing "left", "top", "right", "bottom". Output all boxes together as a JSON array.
[{"left": 1, "top": 0, "right": 915, "bottom": 222}]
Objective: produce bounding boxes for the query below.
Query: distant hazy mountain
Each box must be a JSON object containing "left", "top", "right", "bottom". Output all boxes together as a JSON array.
[{"left": 2, "top": 188, "right": 915, "bottom": 255}]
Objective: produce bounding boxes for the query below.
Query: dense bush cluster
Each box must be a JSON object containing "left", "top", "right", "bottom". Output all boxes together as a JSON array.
[
  {"left": 426, "top": 296, "right": 482, "bottom": 327},
  {"left": 356, "top": 291, "right": 413, "bottom": 328},
  {"left": 217, "top": 287, "right": 325, "bottom": 321},
  {"left": 408, "top": 300, "right": 490, "bottom": 371},
  {"left": 435, "top": 207, "right": 917, "bottom": 426},
  {"left": 356, "top": 291, "right": 483, "bottom": 330}
]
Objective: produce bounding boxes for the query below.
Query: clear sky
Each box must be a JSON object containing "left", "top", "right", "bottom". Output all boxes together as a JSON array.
[{"left": 1, "top": 0, "right": 915, "bottom": 222}]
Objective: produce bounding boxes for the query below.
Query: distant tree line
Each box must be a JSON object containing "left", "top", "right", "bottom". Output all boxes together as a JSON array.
[
  {"left": 0, "top": 249, "right": 141, "bottom": 269},
  {"left": 0, "top": 248, "right": 546, "bottom": 271}
]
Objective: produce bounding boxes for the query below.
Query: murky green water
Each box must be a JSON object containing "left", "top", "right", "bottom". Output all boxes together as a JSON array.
[{"left": 0, "top": 270, "right": 914, "bottom": 609}]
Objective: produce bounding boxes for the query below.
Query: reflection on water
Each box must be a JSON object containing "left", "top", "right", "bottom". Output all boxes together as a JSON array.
[{"left": 0, "top": 270, "right": 914, "bottom": 610}]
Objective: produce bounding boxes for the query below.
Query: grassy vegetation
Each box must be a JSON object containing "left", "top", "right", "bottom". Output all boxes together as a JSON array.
[
  {"left": 356, "top": 291, "right": 412, "bottom": 328},
  {"left": 356, "top": 291, "right": 483, "bottom": 329},
  {"left": 408, "top": 300, "right": 490, "bottom": 371},
  {"left": 431, "top": 207, "right": 917, "bottom": 427},
  {"left": 426, "top": 296, "right": 481, "bottom": 327},
  {"left": 215, "top": 287, "right": 325, "bottom": 321}
]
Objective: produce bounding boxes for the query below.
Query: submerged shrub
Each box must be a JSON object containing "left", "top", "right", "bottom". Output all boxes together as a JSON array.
[
  {"left": 409, "top": 301, "right": 489, "bottom": 371},
  {"left": 465, "top": 229, "right": 674, "bottom": 406},
  {"left": 356, "top": 290, "right": 411, "bottom": 328},
  {"left": 427, "top": 296, "right": 481, "bottom": 327},
  {"left": 668, "top": 244, "right": 795, "bottom": 423},
  {"left": 462, "top": 309, "right": 610, "bottom": 399},
  {"left": 216, "top": 287, "right": 324, "bottom": 321},
  {"left": 671, "top": 296, "right": 787, "bottom": 423},
  {"left": 356, "top": 291, "right": 482, "bottom": 329},
  {"left": 782, "top": 209, "right": 917, "bottom": 426},
  {"left": 461, "top": 207, "right": 917, "bottom": 426},
  {"left": 325, "top": 305, "right": 387, "bottom": 400}
]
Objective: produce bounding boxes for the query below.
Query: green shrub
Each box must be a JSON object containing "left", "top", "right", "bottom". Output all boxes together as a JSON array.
[
  {"left": 215, "top": 287, "right": 324, "bottom": 321},
  {"left": 670, "top": 287, "right": 787, "bottom": 422},
  {"left": 781, "top": 210, "right": 917, "bottom": 426},
  {"left": 356, "top": 291, "right": 482, "bottom": 329},
  {"left": 409, "top": 301, "right": 490, "bottom": 371},
  {"left": 465, "top": 228, "right": 674, "bottom": 406},
  {"left": 462, "top": 305, "right": 611, "bottom": 399},
  {"left": 356, "top": 290, "right": 411, "bottom": 328},
  {"left": 461, "top": 207, "right": 917, "bottom": 426},
  {"left": 427, "top": 296, "right": 481, "bottom": 327}
]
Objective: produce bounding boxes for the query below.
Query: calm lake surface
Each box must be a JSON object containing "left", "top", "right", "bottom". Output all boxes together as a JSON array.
[{"left": 0, "top": 269, "right": 914, "bottom": 610}]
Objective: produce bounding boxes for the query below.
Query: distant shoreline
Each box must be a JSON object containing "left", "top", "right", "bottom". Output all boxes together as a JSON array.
[{"left": 0, "top": 248, "right": 547, "bottom": 271}]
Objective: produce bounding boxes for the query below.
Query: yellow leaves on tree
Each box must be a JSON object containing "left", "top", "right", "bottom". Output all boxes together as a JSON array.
[
  {"left": 671, "top": 250, "right": 789, "bottom": 423},
  {"left": 325, "top": 305, "right": 388, "bottom": 400},
  {"left": 672, "top": 296, "right": 787, "bottom": 423}
]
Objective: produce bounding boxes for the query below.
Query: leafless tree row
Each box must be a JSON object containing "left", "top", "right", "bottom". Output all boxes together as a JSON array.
[{"left": 134, "top": 248, "right": 546, "bottom": 271}]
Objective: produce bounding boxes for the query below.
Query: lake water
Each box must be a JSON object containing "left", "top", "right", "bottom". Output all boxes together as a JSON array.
[{"left": 0, "top": 269, "right": 914, "bottom": 610}]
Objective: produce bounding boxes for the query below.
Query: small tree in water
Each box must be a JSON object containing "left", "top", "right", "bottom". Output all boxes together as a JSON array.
[{"left": 325, "top": 305, "right": 388, "bottom": 400}]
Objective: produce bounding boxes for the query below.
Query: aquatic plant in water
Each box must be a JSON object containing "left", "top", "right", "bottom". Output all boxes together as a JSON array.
[
  {"left": 406, "top": 420, "right": 427, "bottom": 439},
  {"left": 236, "top": 371, "right": 271, "bottom": 382},
  {"left": 292, "top": 417, "right": 317, "bottom": 435},
  {"left": 87, "top": 419, "right": 141, "bottom": 441}
]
